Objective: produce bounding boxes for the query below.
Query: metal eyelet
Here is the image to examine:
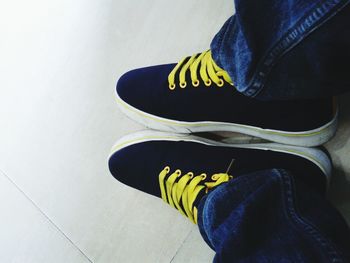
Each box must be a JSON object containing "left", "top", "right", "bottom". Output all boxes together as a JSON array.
[
  {"left": 217, "top": 79, "right": 224, "bottom": 87},
  {"left": 169, "top": 83, "right": 176, "bottom": 90},
  {"left": 180, "top": 81, "right": 187, "bottom": 88},
  {"left": 187, "top": 172, "right": 194, "bottom": 179},
  {"left": 201, "top": 173, "right": 207, "bottom": 180},
  {"left": 204, "top": 79, "right": 212, "bottom": 87},
  {"left": 192, "top": 80, "right": 200, "bottom": 87},
  {"left": 211, "top": 174, "right": 219, "bottom": 180}
]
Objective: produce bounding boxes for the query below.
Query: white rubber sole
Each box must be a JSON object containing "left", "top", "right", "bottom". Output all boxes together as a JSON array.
[
  {"left": 115, "top": 93, "right": 338, "bottom": 147},
  {"left": 110, "top": 130, "right": 332, "bottom": 188}
]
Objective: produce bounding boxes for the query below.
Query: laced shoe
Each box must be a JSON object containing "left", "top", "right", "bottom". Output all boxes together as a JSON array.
[
  {"left": 108, "top": 131, "right": 332, "bottom": 224},
  {"left": 115, "top": 50, "right": 338, "bottom": 147}
]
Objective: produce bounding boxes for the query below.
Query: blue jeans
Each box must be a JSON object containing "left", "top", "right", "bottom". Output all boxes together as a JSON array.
[
  {"left": 211, "top": 0, "right": 350, "bottom": 100},
  {"left": 197, "top": 169, "right": 350, "bottom": 262},
  {"left": 201, "top": 2, "right": 350, "bottom": 261}
]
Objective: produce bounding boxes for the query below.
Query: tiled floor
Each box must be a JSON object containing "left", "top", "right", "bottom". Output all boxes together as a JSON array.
[{"left": 0, "top": 0, "right": 349, "bottom": 262}]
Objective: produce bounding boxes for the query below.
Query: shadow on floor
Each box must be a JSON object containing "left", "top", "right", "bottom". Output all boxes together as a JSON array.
[{"left": 326, "top": 93, "right": 350, "bottom": 221}]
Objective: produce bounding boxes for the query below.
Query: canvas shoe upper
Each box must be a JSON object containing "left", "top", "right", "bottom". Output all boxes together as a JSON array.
[
  {"left": 116, "top": 50, "right": 337, "bottom": 147},
  {"left": 108, "top": 131, "right": 332, "bottom": 224}
]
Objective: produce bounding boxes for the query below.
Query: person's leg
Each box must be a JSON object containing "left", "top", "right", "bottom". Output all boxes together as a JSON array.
[
  {"left": 109, "top": 131, "right": 350, "bottom": 262},
  {"left": 115, "top": 1, "right": 350, "bottom": 145},
  {"left": 211, "top": 0, "right": 350, "bottom": 100},
  {"left": 197, "top": 169, "right": 350, "bottom": 262}
]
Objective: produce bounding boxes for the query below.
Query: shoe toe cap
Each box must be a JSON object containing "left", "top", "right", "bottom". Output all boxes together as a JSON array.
[
  {"left": 116, "top": 64, "right": 176, "bottom": 113},
  {"left": 108, "top": 142, "right": 166, "bottom": 197}
]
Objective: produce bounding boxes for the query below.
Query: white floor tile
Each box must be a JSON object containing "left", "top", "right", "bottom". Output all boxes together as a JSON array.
[
  {"left": 0, "top": 0, "right": 349, "bottom": 262},
  {"left": 171, "top": 228, "right": 215, "bottom": 263},
  {"left": 0, "top": 0, "right": 232, "bottom": 262},
  {"left": 0, "top": 170, "right": 89, "bottom": 263}
]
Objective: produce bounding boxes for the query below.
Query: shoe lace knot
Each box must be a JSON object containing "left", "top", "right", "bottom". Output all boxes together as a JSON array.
[
  {"left": 168, "top": 50, "right": 233, "bottom": 90},
  {"left": 159, "top": 166, "right": 233, "bottom": 224}
]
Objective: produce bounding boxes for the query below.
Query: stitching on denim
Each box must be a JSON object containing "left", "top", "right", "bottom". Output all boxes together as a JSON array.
[
  {"left": 242, "top": 0, "right": 350, "bottom": 97},
  {"left": 277, "top": 169, "right": 345, "bottom": 262}
]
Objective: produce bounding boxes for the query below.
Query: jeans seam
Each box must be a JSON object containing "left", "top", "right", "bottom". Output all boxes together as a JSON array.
[
  {"left": 241, "top": 0, "right": 350, "bottom": 97},
  {"left": 278, "top": 169, "right": 345, "bottom": 263}
]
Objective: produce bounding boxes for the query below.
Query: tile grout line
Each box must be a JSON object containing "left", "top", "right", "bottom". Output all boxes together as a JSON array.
[
  {"left": 0, "top": 168, "right": 94, "bottom": 263},
  {"left": 169, "top": 228, "right": 194, "bottom": 263}
]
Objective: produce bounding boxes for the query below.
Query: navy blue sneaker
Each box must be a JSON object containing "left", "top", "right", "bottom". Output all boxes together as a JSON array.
[
  {"left": 115, "top": 50, "right": 338, "bottom": 147},
  {"left": 108, "top": 131, "right": 332, "bottom": 224}
]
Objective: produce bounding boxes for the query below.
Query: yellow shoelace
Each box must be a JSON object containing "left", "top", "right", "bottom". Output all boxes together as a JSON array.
[
  {"left": 159, "top": 166, "right": 233, "bottom": 224},
  {"left": 168, "top": 50, "right": 233, "bottom": 90}
]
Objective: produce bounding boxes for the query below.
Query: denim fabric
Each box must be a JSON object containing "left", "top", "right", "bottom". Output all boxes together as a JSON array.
[
  {"left": 197, "top": 169, "right": 350, "bottom": 263},
  {"left": 211, "top": 0, "right": 350, "bottom": 100}
]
